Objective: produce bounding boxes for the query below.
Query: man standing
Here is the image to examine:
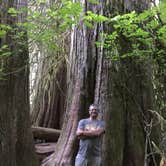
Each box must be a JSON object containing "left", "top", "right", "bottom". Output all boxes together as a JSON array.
[{"left": 75, "top": 104, "right": 105, "bottom": 166}]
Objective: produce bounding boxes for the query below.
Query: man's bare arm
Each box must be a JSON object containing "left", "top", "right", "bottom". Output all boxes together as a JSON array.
[{"left": 76, "top": 128, "right": 105, "bottom": 139}]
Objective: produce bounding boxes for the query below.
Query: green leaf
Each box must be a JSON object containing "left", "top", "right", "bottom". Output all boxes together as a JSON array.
[
  {"left": 84, "top": 20, "right": 93, "bottom": 28},
  {"left": 84, "top": 11, "right": 108, "bottom": 23},
  {"left": 87, "top": 0, "right": 99, "bottom": 4},
  {"left": 158, "top": 25, "right": 166, "bottom": 40},
  {"left": 35, "top": 0, "right": 46, "bottom": 3},
  {"left": 8, "top": 7, "right": 19, "bottom": 16},
  {"left": 0, "top": 30, "right": 6, "bottom": 37},
  {"left": 0, "top": 51, "right": 11, "bottom": 57},
  {"left": 0, "top": 24, "right": 12, "bottom": 30},
  {"left": 1, "top": 45, "right": 8, "bottom": 49}
]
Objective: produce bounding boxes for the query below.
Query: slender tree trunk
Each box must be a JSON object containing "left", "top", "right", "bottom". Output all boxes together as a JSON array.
[
  {"left": 31, "top": 58, "right": 67, "bottom": 129},
  {"left": 30, "top": 0, "right": 67, "bottom": 129},
  {"left": 0, "top": 0, "right": 38, "bottom": 165}
]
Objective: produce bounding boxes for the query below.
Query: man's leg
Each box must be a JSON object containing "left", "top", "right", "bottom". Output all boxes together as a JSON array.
[
  {"left": 75, "top": 154, "right": 88, "bottom": 166},
  {"left": 88, "top": 156, "right": 101, "bottom": 166}
]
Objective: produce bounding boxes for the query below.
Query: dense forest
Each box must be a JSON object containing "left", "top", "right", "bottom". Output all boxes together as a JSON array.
[{"left": 0, "top": 0, "right": 166, "bottom": 166}]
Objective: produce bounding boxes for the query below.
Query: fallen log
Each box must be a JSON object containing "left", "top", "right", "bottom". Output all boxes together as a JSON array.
[
  {"left": 35, "top": 143, "right": 56, "bottom": 154},
  {"left": 32, "top": 126, "right": 61, "bottom": 142},
  {"left": 35, "top": 142, "right": 56, "bottom": 163}
]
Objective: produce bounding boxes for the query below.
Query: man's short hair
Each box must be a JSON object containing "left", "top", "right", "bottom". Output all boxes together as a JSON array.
[{"left": 89, "top": 104, "right": 99, "bottom": 112}]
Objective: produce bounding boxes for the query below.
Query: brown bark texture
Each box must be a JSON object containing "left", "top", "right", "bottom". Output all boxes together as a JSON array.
[
  {"left": 0, "top": 0, "right": 38, "bottom": 165},
  {"left": 40, "top": 0, "right": 103, "bottom": 165},
  {"left": 41, "top": 79, "right": 82, "bottom": 166},
  {"left": 31, "top": 59, "right": 67, "bottom": 129},
  {"left": 102, "top": 1, "right": 160, "bottom": 166}
]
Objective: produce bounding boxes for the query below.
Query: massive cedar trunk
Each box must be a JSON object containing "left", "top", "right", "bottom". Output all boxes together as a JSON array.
[
  {"left": 0, "top": 0, "right": 38, "bottom": 165},
  {"left": 41, "top": 0, "right": 104, "bottom": 165},
  {"left": 102, "top": 0, "right": 160, "bottom": 166},
  {"left": 42, "top": 79, "right": 83, "bottom": 165},
  {"left": 103, "top": 60, "right": 156, "bottom": 166}
]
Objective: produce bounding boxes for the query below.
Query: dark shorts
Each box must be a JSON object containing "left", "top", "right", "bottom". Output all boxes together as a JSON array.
[{"left": 75, "top": 154, "right": 101, "bottom": 166}]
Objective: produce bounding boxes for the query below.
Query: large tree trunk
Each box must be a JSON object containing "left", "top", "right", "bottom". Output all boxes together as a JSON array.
[
  {"left": 102, "top": 1, "right": 160, "bottom": 166},
  {"left": 103, "top": 60, "right": 156, "bottom": 166},
  {"left": 0, "top": 0, "right": 38, "bottom": 165},
  {"left": 41, "top": 0, "right": 104, "bottom": 165}
]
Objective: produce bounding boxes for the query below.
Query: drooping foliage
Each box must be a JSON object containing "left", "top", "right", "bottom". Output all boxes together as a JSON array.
[{"left": 28, "top": 0, "right": 83, "bottom": 129}]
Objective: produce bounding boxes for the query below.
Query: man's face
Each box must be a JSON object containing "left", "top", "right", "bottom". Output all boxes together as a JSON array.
[{"left": 89, "top": 109, "right": 98, "bottom": 119}]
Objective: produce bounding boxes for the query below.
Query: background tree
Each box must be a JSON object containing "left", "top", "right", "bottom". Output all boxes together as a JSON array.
[
  {"left": 0, "top": 0, "right": 38, "bottom": 165},
  {"left": 102, "top": 1, "right": 166, "bottom": 165},
  {"left": 30, "top": 0, "right": 82, "bottom": 129}
]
